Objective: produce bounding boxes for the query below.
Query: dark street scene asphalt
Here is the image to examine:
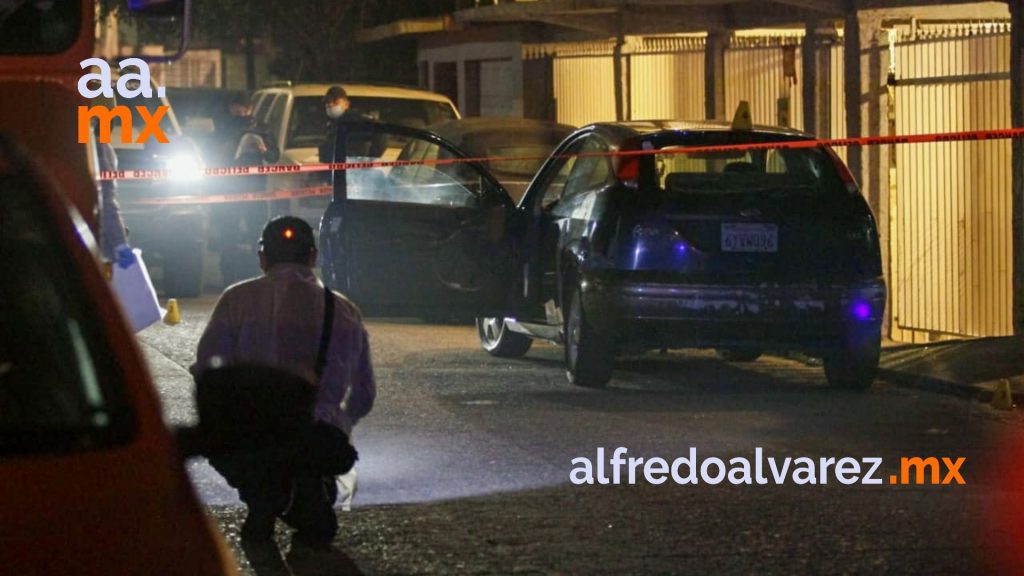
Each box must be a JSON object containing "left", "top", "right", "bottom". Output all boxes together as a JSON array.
[
  {"left": 140, "top": 299, "right": 1024, "bottom": 575},
  {"left": 12, "top": 1, "right": 1024, "bottom": 575}
]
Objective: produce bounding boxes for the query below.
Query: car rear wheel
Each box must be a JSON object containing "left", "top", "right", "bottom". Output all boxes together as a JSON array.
[
  {"left": 565, "top": 289, "right": 614, "bottom": 388},
  {"left": 477, "top": 317, "right": 532, "bottom": 358},
  {"left": 716, "top": 348, "right": 763, "bottom": 362},
  {"left": 823, "top": 332, "right": 881, "bottom": 390}
]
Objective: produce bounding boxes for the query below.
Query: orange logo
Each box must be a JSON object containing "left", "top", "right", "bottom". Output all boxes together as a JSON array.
[
  {"left": 77, "top": 57, "right": 170, "bottom": 145},
  {"left": 78, "top": 105, "right": 168, "bottom": 144}
]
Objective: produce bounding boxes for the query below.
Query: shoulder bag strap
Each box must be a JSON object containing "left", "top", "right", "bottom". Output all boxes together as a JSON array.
[{"left": 315, "top": 286, "right": 335, "bottom": 380}]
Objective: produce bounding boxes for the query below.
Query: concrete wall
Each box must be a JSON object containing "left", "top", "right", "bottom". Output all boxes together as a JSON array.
[{"left": 419, "top": 41, "right": 524, "bottom": 117}]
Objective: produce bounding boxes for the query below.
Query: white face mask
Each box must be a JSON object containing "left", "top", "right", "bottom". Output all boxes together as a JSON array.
[{"left": 326, "top": 103, "right": 345, "bottom": 119}]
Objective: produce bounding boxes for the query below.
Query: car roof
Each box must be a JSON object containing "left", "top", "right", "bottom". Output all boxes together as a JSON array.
[
  {"left": 584, "top": 119, "right": 814, "bottom": 142},
  {"left": 428, "top": 117, "right": 575, "bottom": 146},
  {"left": 258, "top": 82, "right": 456, "bottom": 104}
]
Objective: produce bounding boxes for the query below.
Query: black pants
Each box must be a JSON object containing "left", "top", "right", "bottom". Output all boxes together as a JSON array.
[{"left": 212, "top": 455, "right": 338, "bottom": 544}]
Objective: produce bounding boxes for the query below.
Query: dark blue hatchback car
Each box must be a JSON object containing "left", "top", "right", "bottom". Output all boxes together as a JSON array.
[{"left": 320, "top": 119, "right": 885, "bottom": 390}]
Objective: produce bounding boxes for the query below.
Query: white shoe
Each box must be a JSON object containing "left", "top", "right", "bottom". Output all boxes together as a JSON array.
[{"left": 336, "top": 468, "right": 357, "bottom": 511}]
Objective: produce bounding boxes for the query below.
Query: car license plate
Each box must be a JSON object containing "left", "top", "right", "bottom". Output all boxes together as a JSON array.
[{"left": 721, "top": 223, "right": 778, "bottom": 253}]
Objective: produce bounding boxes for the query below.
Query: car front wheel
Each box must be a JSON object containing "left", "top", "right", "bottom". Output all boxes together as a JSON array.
[
  {"left": 823, "top": 331, "right": 881, "bottom": 390},
  {"left": 565, "top": 289, "right": 615, "bottom": 388},
  {"left": 477, "top": 317, "right": 532, "bottom": 358}
]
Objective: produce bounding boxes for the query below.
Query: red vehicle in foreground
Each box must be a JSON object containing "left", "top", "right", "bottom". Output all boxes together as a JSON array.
[{"left": 0, "top": 1, "right": 236, "bottom": 573}]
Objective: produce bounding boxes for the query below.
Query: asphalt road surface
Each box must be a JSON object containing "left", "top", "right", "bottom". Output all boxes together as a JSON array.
[{"left": 140, "top": 299, "right": 1024, "bottom": 575}]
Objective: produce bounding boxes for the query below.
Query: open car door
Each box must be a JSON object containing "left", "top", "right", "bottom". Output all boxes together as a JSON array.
[{"left": 319, "top": 122, "right": 525, "bottom": 318}]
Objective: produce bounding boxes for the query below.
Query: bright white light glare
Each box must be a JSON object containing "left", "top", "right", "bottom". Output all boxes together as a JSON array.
[{"left": 167, "top": 154, "right": 203, "bottom": 181}]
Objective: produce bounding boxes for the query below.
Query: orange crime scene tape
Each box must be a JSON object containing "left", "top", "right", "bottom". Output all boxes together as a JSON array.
[{"left": 108, "top": 126, "right": 1024, "bottom": 206}]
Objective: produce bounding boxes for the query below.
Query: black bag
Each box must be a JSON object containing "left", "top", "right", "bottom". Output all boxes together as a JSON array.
[
  {"left": 195, "top": 363, "right": 314, "bottom": 453},
  {"left": 295, "top": 421, "right": 359, "bottom": 475}
]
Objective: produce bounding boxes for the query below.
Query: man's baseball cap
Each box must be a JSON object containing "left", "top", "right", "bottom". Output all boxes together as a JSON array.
[
  {"left": 259, "top": 216, "right": 316, "bottom": 262},
  {"left": 324, "top": 85, "right": 347, "bottom": 103}
]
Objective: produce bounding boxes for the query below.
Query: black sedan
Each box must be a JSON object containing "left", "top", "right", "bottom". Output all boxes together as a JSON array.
[{"left": 319, "top": 120, "right": 884, "bottom": 390}]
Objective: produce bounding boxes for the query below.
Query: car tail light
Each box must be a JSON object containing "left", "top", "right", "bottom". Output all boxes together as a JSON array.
[{"left": 616, "top": 154, "right": 639, "bottom": 188}]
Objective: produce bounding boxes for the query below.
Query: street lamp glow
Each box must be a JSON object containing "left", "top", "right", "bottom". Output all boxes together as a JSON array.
[{"left": 166, "top": 153, "right": 203, "bottom": 181}]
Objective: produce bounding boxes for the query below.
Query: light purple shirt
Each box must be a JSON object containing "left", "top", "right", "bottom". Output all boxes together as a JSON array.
[{"left": 193, "top": 263, "right": 375, "bottom": 433}]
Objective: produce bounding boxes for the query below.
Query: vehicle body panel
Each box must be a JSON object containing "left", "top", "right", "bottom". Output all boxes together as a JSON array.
[
  {"left": 0, "top": 136, "right": 234, "bottom": 575},
  {"left": 319, "top": 122, "right": 522, "bottom": 318},
  {"left": 324, "top": 116, "right": 884, "bottom": 360},
  {"left": 518, "top": 122, "right": 885, "bottom": 355},
  {"left": 0, "top": 80, "right": 99, "bottom": 235}
]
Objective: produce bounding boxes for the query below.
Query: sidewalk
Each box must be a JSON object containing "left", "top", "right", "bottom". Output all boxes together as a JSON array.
[{"left": 877, "top": 336, "right": 1024, "bottom": 401}]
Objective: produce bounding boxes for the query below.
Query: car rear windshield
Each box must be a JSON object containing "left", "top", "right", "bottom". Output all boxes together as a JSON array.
[
  {"left": 0, "top": 170, "right": 135, "bottom": 455},
  {"left": 288, "top": 95, "right": 458, "bottom": 149},
  {"left": 647, "top": 132, "right": 844, "bottom": 196}
]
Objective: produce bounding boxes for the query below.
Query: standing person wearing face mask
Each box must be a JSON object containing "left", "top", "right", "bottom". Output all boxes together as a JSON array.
[
  {"left": 319, "top": 85, "right": 370, "bottom": 164},
  {"left": 319, "top": 85, "right": 386, "bottom": 201}
]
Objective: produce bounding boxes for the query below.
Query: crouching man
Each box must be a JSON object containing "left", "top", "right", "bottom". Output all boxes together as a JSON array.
[{"left": 191, "top": 216, "right": 375, "bottom": 551}]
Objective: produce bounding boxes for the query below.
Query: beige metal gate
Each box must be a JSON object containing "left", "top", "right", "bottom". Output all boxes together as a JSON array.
[
  {"left": 553, "top": 55, "right": 617, "bottom": 125},
  {"left": 725, "top": 34, "right": 805, "bottom": 130},
  {"left": 531, "top": 39, "right": 619, "bottom": 126},
  {"left": 629, "top": 36, "right": 705, "bottom": 121},
  {"left": 540, "top": 32, "right": 824, "bottom": 129},
  {"left": 891, "top": 23, "right": 1013, "bottom": 341}
]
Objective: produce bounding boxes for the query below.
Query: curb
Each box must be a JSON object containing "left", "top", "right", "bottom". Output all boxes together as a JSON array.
[
  {"left": 772, "top": 350, "right": 997, "bottom": 402},
  {"left": 874, "top": 367, "right": 992, "bottom": 402}
]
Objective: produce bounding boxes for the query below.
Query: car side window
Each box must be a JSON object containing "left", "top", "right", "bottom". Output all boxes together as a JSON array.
[
  {"left": 255, "top": 93, "right": 279, "bottom": 127},
  {"left": 534, "top": 139, "right": 585, "bottom": 210},
  {"left": 349, "top": 132, "right": 481, "bottom": 207},
  {"left": 265, "top": 94, "right": 288, "bottom": 145},
  {"left": 251, "top": 92, "right": 269, "bottom": 120},
  {"left": 549, "top": 138, "right": 609, "bottom": 218},
  {"left": 390, "top": 139, "right": 430, "bottom": 185},
  {"left": 562, "top": 138, "right": 610, "bottom": 201}
]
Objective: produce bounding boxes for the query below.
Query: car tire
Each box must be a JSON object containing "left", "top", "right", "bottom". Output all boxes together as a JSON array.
[
  {"left": 716, "top": 348, "right": 763, "bottom": 362},
  {"left": 823, "top": 331, "right": 881, "bottom": 390},
  {"left": 477, "top": 317, "right": 532, "bottom": 358},
  {"left": 565, "top": 289, "right": 614, "bottom": 388},
  {"left": 163, "top": 245, "right": 204, "bottom": 298}
]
